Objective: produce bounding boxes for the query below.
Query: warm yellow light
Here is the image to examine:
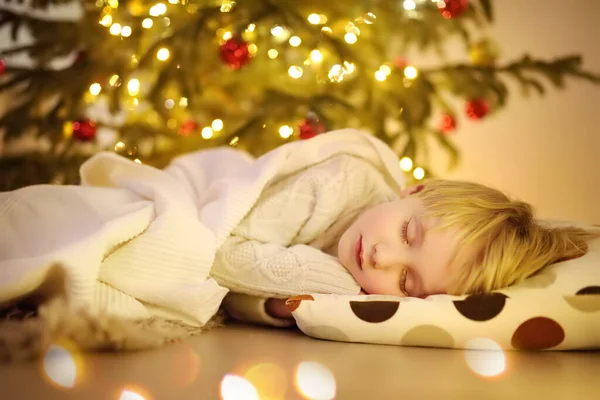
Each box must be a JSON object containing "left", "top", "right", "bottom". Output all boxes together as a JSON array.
[
  {"left": 399, "top": 157, "right": 413, "bottom": 171},
  {"left": 220, "top": 1, "right": 234, "bottom": 12},
  {"left": 109, "top": 23, "right": 122, "bottom": 35},
  {"left": 89, "top": 83, "right": 101, "bottom": 96},
  {"left": 220, "top": 375, "right": 259, "bottom": 400},
  {"left": 289, "top": 36, "right": 301, "bottom": 47},
  {"left": 288, "top": 66, "right": 303, "bottom": 79},
  {"left": 168, "top": 0, "right": 178, "bottom": 4},
  {"left": 142, "top": 18, "right": 153, "bottom": 29},
  {"left": 345, "top": 22, "right": 360, "bottom": 35},
  {"left": 404, "top": 66, "right": 418, "bottom": 79},
  {"left": 201, "top": 127, "right": 214, "bottom": 139},
  {"left": 164, "top": 99, "right": 175, "bottom": 109},
  {"left": 294, "top": 361, "right": 336, "bottom": 400},
  {"left": 118, "top": 389, "right": 147, "bottom": 400},
  {"left": 321, "top": 26, "right": 332, "bottom": 34},
  {"left": 114, "top": 142, "right": 126, "bottom": 152},
  {"left": 229, "top": 136, "right": 239, "bottom": 146},
  {"left": 99, "top": 14, "right": 112, "bottom": 27},
  {"left": 246, "top": 23, "right": 256, "bottom": 32},
  {"left": 222, "top": 31, "right": 233, "bottom": 40},
  {"left": 307, "top": 13, "right": 320, "bottom": 24},
  {"left": 279, "top": 125, "right": 294, "bottom": 138},
  {"left": 465, "top": 338, "right": 506, "bottom": 377},
  {"left": 344, "top": 33, "right": 357, "bottom": 44},
  {"left": 319, "top": 14, "right": 328, "bottom": 24},
  {"left": 328, "top": 64, "right": 345, "bottom": 82},
  {"left": 248, "top": 44, "right": 258, "bottom": 55},
  {"left": 270, "top": 25, "right": 284, "bottom": 37},
  {"left": 413, "top": 167, "right": 425, "bottom": 180},
  {"left": 157, "top": 48, "right": 170, "bottom": 61},
  {"left": 134, "top": 158, "right": 142, "bottom": 164},
  {"left": 343, "top": 61, "right": 355, "bottom": 74},
  {"left": 364, "top": 12, "right": 376, "bottom": 24},
  {"left": 127, "top": 79, "right": 140, "bottom": 96},
  {"left": 380, "top": 65, "right": 392, "bottom": 76},
  {"left": 43, "top": 345, "right": 77, "bottom": 388},
  {"left": 403, "top": 0, "right": 416, "bottom": 10},
  {"left": 310, "top": 49, "right": 323, "bottom": 63},
  {"left": 149, "top": 3, "right": 167, "bottom": 17},
  {"left": 268, "top": 49, "right": 278, "bottom": 59},
  {"left": 179, "top": 97, "right": 188, "bottom": 107},
  {"left": 212, "top": 119, "right": 224, "bottom": 131},
  {"left": 374, "top": 70, "right": 387, "bottom": 81},
  {"left": 109, "top": 74, "right": 121, "bottom": 87},
  {"left": 121, "top": 26, "right": 132, "bottom": 37},
  {"left": 108, "top": 0, "right": 119, "bottom": 8}
]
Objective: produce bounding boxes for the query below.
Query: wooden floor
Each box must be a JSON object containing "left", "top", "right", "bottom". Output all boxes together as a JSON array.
[{"left": 1, "top": 323, "right": 599, "bottom": 399}]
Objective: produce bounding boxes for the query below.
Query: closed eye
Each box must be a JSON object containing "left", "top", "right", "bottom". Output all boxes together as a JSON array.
[{"left": 401, "top": 219, "right": 411, "bottom": 245}]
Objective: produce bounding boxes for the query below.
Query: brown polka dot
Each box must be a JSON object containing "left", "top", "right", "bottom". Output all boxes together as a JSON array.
[
  {"left": 511, "top": 317, "right": 565, "bottom": 350},
  {"left": 285, "top": 295, "right": 314, "bottom": 312},
  {"left": 350, "top": 301, "right": 399, "bottom": 323},
  {"left": 576, "top": 286, "right": 600, "bottom": 295},
  {"left": 453, "top": 293, "right": 508, "bottom": 322},
  {"left": 400, "top": 325, "right": 455, "bottom": 348},
  {"left": 517, "top": 270, "right": 557, "bottom": 289},
  {"left": 303, "top": 325, "right": 351, "bottom": 342},
  {"left": 564, "top": 294, "right": 600, "bottom": 312}
]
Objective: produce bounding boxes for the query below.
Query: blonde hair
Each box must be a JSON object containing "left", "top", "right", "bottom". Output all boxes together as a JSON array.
[{"left": 414, "top": 180, "right": 600, "bottom": 295}]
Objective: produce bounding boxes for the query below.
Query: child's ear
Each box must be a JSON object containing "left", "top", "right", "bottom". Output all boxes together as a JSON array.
[{"left": 400, "top": 184, "right": 425, "bottom": 198}]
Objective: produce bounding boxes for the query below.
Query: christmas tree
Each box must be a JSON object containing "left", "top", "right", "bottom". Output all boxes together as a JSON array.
[{"left": 0, "top": 0, "right": 598, "bottom": 190}]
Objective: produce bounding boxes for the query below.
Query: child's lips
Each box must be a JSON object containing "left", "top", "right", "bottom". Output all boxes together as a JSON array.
[{"left": 355, "top": 235, "right": 363, "bottom": 269}]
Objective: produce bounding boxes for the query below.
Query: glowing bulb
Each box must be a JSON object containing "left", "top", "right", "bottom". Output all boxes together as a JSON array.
[
  {"left": 179, "top": 97, "right": 188, "bottom": 107},
  {"left": 321, "top": 26, "right": 332, "bottom": 34},
  {"left": 289, "top": 36, "right": 301, "bottom": 47},
  {"left": 374, "top": 70, "right": 387, "bottom": 82},
  {"left": 119, "top": 390, "right": 146, "bottom": 400},
  {"left": 43, "top": 345, "right": 77, "bottom": 389},
  {"left": 308, "top": 13, "right": 320, "bottom": 24},
  {"left": 328, "top": 64, "right": 346, "bottom": 82},
  {"left": 248, "top": 44, "right": 258, "bottom": 55},
  {"left": 212, "top": 119, "right": 224, "bottom": 131},
  {"left": 380, "top": 65, "right": 392, "bottom": 76},
  {"left": 465, "top": 338, "right": 506, "bottom": 377},
  {"left": 134, "top": 159, "right": 142, "bottom": 164},
  {"left": 344, "top": 61, "right": 355, "bottom": 74},
  {"left": 142, "top": 18, "right": 153, "bottom": 28},
  {"left": 127, "top": 79, "right": 140, "bottom": 96},
  {"left": 89, "top": 83, "right": 101, "bottom": 96},
  {"left": 109, "top": 74, "right": 121, "bottom": 87},
  {"left": 404, "top": 66, "right": 418, "bottom": 79},
  {"left": 157, "top": 48, "right": 170, "bottom": 61},
  {"left": 108, "top": 0, "right": 119, "bottom": 7},
  {"left": 288, "top": 66, "right": 303, "bottom": 79},
  {"left": 220, "top": 1, "right": 234, "bottom": 12},
  {"left": 114, "top": 142, "right": 126, "bottom": 152},
  {"left": 109, "top": 23, "right": 122, "bottom": 35},
  {"left": 413, "top": 167, "right": 425, "bottom": 180},
  {"left": 201, "top": 127, "right": 214, "bottom": 139},
  {"left": 220, "top": 375, "right": 259, "bottom": 400},
  {"left": 399, "top": 157, "right": 413, "bottom": 171},
  {"left": 121, "top": 26, "right": 132, "bottom": 37},
  {"left": 271, "top": 25, "right": 284, "bottom": 37},
  {"left": 268, "top": 49, "right": 278, "bottom": 59},
  {"left": 310, "top": 49, "right": 323, "bottom": 63},
  {"left": 164, "top": 99, "right": 175, "bottom": 109},
  {"left": 279, "top": 125, "right": 294, "bottom": 138},
  {"left": 168, "top": 0, "right": 178, "bottom": 3},
  {"left": 344, "top": 33, "right": 357, "bottom": 44},
  {"left": 149, "top": 3, "right": 167, "bottom": 17},
  {"left": 222, "top": 31, "right": 233, "bottom": 40},
  {"left": 245, "top": 23, "right": 256, "bottom": 32},
  {"left": 403, "top": 0, "right": 416, "bottom": 10},
  {"left": 294, "top": 361, "right": 336, "bottom": 400},
  {"left": 99, "top": 14, "right": 112, "bottom": 27}
]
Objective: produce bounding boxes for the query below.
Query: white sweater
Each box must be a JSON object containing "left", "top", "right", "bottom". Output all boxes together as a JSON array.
[{"left": 0, "top": 129, "right": 405, "bottom": 327}]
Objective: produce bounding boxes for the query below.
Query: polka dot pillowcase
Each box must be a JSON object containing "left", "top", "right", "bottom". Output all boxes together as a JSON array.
[{"left": 288, "top": 223, "right": 600, "bottom": 350}]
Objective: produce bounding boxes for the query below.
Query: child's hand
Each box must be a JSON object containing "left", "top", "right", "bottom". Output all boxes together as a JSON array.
[{"left": 265, "top": 298, "right": 294, "bottom": 320}]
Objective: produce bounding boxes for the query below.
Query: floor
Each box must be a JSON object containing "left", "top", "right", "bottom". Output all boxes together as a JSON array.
[{"left": 1, "top": 323, "right": 598, "bottom": 400}]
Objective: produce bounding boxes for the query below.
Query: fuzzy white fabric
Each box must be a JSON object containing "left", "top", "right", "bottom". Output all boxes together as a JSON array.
[{"left": 0, "top": 129, "right": 406, "bottom": 328}]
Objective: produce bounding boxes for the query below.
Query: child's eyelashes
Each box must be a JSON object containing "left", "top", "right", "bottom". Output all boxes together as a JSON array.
[{"left": 401, "top": 219, "right": 411, "bottom": 246}]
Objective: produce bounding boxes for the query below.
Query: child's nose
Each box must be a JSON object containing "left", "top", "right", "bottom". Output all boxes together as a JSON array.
[{"left": 372, "top": 243, "right": 406, "bottom": 270}]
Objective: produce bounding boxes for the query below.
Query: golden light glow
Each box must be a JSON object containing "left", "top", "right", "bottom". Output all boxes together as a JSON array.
[
  {"left": 404, "top": 66, "right": 418, "bottom": 79},
  {"left": 220, "top": 1, "right": 234, "bottom": 12},
  {"left": 307, "top": 13, "right": 320, "bottom": 24},
  {"left": 127, "top": 79, "right": 140, "bottom": 96},
  {"left": 246, "top": 23, "right": 256, "bottom": 32},
  {"left": 288, "top": 66, "right": 303, "bottom": 79},
  {"left": 118, "top": 389, "right": 147, "bottom": 400},
  {"left": 108, "top": 0, "right": 119, "bottom": 8},
  {"left": 244, "top": 363, "right": 287, "bottom": 400},
  {"left": 321, "top": 26, "right": 332, "bottom": 34},
  {"left": 114, "top": 141, "right": 126, "bottom": 152},
  {"left": 222, "top": 31, "right": 233, "bottom": 40},
  {"left": 229, "top": 136, "right": 239, "bottom": 146},
  {"left": 212, "top": 119, "right": 224, "bottom": 131},
  {"left": 220, "top": 374, "right": 259, "bottom": 400},
  {"left": 344, "top": 61, "right": 355, "bottom": 74},
  {"left": 134, "top": 158, "right": 142, "bottom": 164},
  {"left": 413, "top": 167, "right": 425, "bottom": 180},
  {"left": 179, "top": 97, "right": 188, "bottom": 107},
  {"left": 403, "top": 0, "right": 416, "bottom": 10},
  {"left": 380, "top": 65, "right": 392, "bottom": 76},
  {"left": 310, "top": 49, "right": 323, "bottom": 63},
  {"left": 278, "top": 125, "right": 294, "bottom": 138},
  {"left": 248, "top": 44, "right": 258, "bottom": 55},
  {"left": 142, "top": 18, "right": 153, "bottom": 29},
  {"left": 63, "top": 121, "right": 73, "bottom": 139},
  {"left": 121, "top": 26, "right": 132, "bottom": 37},
  {"left": 289, "top": 36, "right": 301, "bottom": 47},
  {"left": 164, "top": 99, "right": 175, "bottom": 109},
  {"left": 465, "top": 338, "right": 506, "bottom": 377},
  {"left": 399, "top": 157, "right": 413, "bottom": 171},
  {"left": 294, "top": 361, "right": 336, "bottom": 400},
  {"left": 109, "top": 74, "right": 121, "bottom": 87},
  {"left": 168, "top": 0, "right": 178, "bottom": 4},
  {"left": 157, "top": 48, "right": 170, "bottom": 61},
  {"left": 201, "top": 127, "right": 214, "bottom": 139},
  {"left": 268, "top": 49, "right": 279, "bottom": 59},
  {"left": 109, "top": 23, "right": 122, "bottom": 35},
  {"left": 328, "top": 64, "right": 345, "bottom": 82},
  {"left": 374, "top": 70, "right": 387, "bottom": 81},
  {"left": 345, "top": 22, "right": 360, "bottom": 35},
  {"left": 42, "top": 345, "right": 78, "bottom": 389},
  {"left": 270, "top": 25, "right": 284, "bottom": 37},
  {"left": 344, "top": 33, "right": 357, "bottom": 44},
  {"left": 89, "top": 83, "right": 101, "bottom": 96},
  {"left": 149, "top": 3, "right": 167, "bottom": 17},
  {"left": 99, "top": 14, "right": 112, "bottom": 27}
]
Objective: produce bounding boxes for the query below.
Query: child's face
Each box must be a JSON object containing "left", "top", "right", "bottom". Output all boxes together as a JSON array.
[{"left": 337, "top": 188, "right": 462, "bottom": 297}]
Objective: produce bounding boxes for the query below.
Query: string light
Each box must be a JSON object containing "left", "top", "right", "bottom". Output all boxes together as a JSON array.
[
  {"left": 89, "top": 83, "right": 101, "bottom": 96},
  {"left": 310, "top": 49, "right": 323, "bottom": 63},
  {"left": 404, "top": 66, "right": 418, "bottom": 79},
  {"left": 413, "top": 167, "right": 425, "bottom": 180},
  {"left": 344, "top": 61, "right": 355, "bottom": 73},
  {"left": 403, "top": 0, "right": 417, "bottom": 10},
  {"left": 399, "top": 157, "right": 413, "bottom": 171},
  {"left": 278, "top": 125, "right": 293, "bottom": 138},
  {"left": 321, "top": 26, "right": 332, "bottom": 34},
  {"left": 248, "top": 44, "right": 258, "bottom": 55},
  {"left": 212, "top": 119, "right": 224, "bottom": 131},
  {"left": 179, "top": 97, "right": 188, "bottom": 107},
  {"left": 289, "top": 36, "right": 301, "bottom": 47},
  {"left": 121, "top": 26, "right": 132, "bottom": 37},
  {"left": 246, "top": 23, "right": 256, "bottom": 32},
  {"left": 220, "top": 0, "right": 235, "bottom": 12},
  {"left": 165, "top": 99, "right": 175, "bottom": 109},
  {"left": 270, "top": 26, "right": 284, "bottom": 36},
  {"left": 288, "top": 66, "right": 303, "bottom": 79},
  {"left": 127, "top": 79, "right": 140, "bottom": 96},
  {"left": 308, "top": 14, "right": 320, "bottom": 24},
  {"left": 344, "top": 33, "right": 357, "bottom": 44},
  {"left": 99, "top": 14, "right": 112, "bottom": 27},
  {"left": 374, "top": 70, "right": 387, "bottom": 81},
  {"left": 142, "top": 18, "right": 153, "bottom": 28},
  {"left": 201, "top": 127, "right": 214, "bottom": 139},
  {"left": 109, "top": 23, "right": 122, "bottom": 35},
  {"left": 108, "top": 0, "right": 119, "bottom": 8},
  {"left": 229, "top": 136, "right": 239, "bottom": 146},
  {"left": 157, "top": 48, "right": 170, "bottom": 61},
  {"left": 134, "top": 159, "right": 142, "bottom": 164},
  {"left": 268, "top": 49, "right": 278, "bottom": 59},
  {"left": 222, "top": 31, "right": 233, "bottom": 40},
  {"left": 380, "top": 65, "right": 392, "bottom": 76},
  {"left": 149, "top": 3, "right": 167, "bottom": 17},
  {"left": 168, "top": 0, "right": 178, "bottom": 3},
  {"left": 109, "top": 74, "right": 121, "bottom": 87},
  {"left": 114, "top": 142, "right": 126, "bottom": 152}
]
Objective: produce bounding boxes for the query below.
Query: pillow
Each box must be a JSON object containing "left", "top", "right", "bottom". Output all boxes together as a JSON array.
[{"left": 288, "top": 226, "right": 600, "bottom": 350}]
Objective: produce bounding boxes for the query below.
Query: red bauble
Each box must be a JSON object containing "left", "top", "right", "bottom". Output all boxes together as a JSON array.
[
  {"left": 439, "top": 114, "right": 457, "bottom": 133},
  {"left": 465, "top": 99, "right": 490, "bottom": 120},
  {"left": 72, "top": 119, "right": 97, "bottom": 141},
  {"left": 219, "top": 38, "right": 251, "bottom": 70},
  {"left": 437, "top": 0, "right": 469, "bottom": 19},
  {"left": 0, "top": 59, "right": 5, "bottom": 74},
  {"left": 393, "top": 57, "right": 407, "bottom": 70},
  {"left": 299, "top": 119, "right": 325, "bottom": 140},
  {"left": 178, "top": 120, "right": 198, "bottom": 136}
]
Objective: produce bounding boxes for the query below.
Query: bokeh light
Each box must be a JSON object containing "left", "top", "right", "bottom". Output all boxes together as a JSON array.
[
  {"left": 413, "top": 167, "right": 425, "bottom": 180},
  {"left": 294, "top": 361, "right": 336, "bottom": 400},
  {"left": 220, "top": 374, "right": 259, "bottom": 400},
  {"left": 464, "top": 338, "right": 506, "bottom": 377},
  {"left": 119, "top": 389, "right": 147, "bottom": 400},
  {"left": 244, "top": 363, "right": 288, "bottom": 400},
  {"left": 399, "top": 156, "right": 413, "bottom": 171},
  {"left": 42, "top": 344, "right": 79, "bottom": 389}
]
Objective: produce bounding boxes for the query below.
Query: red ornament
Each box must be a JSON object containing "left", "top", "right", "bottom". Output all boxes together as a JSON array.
[
  {"left": 178, "top": 119, "right": 198, "bottom": 136},
  {"left": 465, "top": 99, "right": 490, "bottom": 120},
  {"left": 299, "top": 119, "right": 326, "bottom": 140},
  {"left": 437, "top": 0, "right": 469, "bottom": 19},
  {"left": 0, "top": 59, "right": 5, "bottom": 74},
  {"left": 393, "top": 57, "right": 408, "bottom": 70},
  {"left": 219, "top": 37, "right": 251, "bottom": 70},
  {"left": 72, "top": 119, "right": 97, "bottom": 141},
  {"left": 439, "top": 114, "right": 457, "bottom": 133}
]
